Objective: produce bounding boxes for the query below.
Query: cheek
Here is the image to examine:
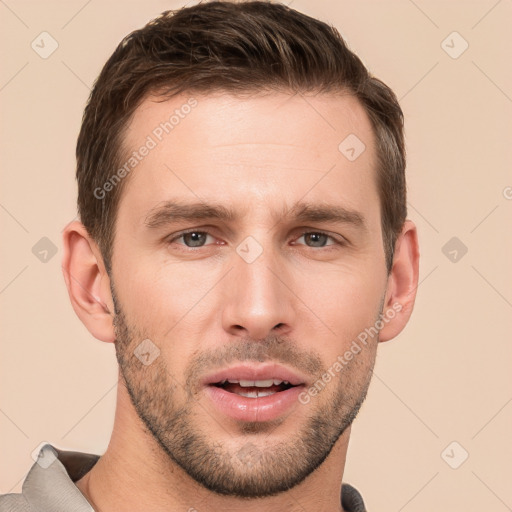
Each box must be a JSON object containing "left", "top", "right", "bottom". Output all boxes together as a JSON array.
[
  {"left": 115, "top": 261, "right": 220, "bottom": 372},
  {"left": 294, "top": 267, "right": 384, "bottom": 354},
  {"left": 118, "top": 254, "right": 215, "bottom": 325}
]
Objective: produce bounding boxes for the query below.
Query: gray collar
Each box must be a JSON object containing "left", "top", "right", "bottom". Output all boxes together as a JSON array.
[{"left": 23, "top": 444, "right": 98, "bottom": 512}]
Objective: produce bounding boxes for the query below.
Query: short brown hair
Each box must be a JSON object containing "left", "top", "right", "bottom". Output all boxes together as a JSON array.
[{"left": 76, "top": 0, "right": 406, "bottom": 273}]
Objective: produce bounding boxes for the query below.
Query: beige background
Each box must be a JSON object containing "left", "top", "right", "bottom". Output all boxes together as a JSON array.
[{"left": 1, "top": 0, "right": 511, "bottom": 510}]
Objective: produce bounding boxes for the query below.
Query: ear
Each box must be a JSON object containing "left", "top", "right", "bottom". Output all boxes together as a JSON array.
[
  {"left": 61, "top": 220, "right": 116, "bottom": 343},
  {"left": 379, "top": 220, "right": 420, "bottom": 342}
]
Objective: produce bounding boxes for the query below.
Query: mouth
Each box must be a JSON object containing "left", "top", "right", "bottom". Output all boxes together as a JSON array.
[
  {"left": 201, "top": 364, "right": 307, "bottom": 422},
  {"left": 210, "top": 379, "right": 297, "bottom": 398},
  {"left": 202, "top": 363, "right": 306, "bottom": 394}
]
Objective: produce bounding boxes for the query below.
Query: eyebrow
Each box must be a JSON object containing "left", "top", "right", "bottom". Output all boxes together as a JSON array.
[
  {"left": 144, "top": 201, "right": 236, "bottom": 229},
  {"left": 143, "top": 200, "right": 366, "bottom": 231}
]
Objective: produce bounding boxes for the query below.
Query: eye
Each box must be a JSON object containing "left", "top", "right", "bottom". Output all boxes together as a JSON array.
[
  {"left": 170, "top": 230, "right": 216, "bottom": 248},
  {"left": 167, "top": 229, "right": 343, "bottom": 251},
  {"left": 294, "top": 231, "right": 339, "bottom": 248}
]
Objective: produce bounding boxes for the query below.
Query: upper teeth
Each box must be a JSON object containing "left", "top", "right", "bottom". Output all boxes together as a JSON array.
[{"left": 223, "top": 379, "right": 289, "bottom": 387}]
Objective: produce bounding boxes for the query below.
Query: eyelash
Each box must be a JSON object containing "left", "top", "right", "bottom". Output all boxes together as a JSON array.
[{"left": 167, "top": 229, "right": 345, "bottom": 250}]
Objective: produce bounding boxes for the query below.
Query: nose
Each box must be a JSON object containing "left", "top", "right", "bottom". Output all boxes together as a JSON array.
[{"left": 221, "top": 244, "right": 296, "bottom": 340}]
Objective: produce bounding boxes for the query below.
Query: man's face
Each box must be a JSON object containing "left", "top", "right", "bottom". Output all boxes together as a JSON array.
[{"left": 110, "top": 91, "right": 389, "bottom": 497}]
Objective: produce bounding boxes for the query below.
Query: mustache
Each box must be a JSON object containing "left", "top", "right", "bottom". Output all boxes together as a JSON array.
[{"left": 185, "top": 334, "right": 325, "bottom": 392}]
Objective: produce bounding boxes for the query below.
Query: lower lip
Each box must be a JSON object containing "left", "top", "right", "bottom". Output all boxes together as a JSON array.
[{"left": 204, "top": 385, "right": 304, "bottom": 422}]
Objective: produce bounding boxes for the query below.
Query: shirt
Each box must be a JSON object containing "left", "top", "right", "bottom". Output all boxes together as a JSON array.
[{"left": 0, "top": 444, "right": 367, "bottom": 511}]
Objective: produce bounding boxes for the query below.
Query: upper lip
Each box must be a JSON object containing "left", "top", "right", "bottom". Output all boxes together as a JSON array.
[{"left": 201, "top": 363, "right": 307, "bottom": 387}]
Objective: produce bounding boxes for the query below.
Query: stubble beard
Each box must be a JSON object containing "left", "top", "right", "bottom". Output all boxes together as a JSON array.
[{"left": 112, "top": 289, "right": 378, "bottom": 498}]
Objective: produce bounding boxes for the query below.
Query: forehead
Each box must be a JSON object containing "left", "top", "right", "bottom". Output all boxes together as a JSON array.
[{"left": 117, "top": 91, "right": 378, "bottom": 227}]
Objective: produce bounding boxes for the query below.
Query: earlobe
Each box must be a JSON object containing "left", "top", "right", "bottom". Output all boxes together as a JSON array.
[
  {"left": 379, "top": 220, "right": 420, "bottom": 343},
  {"left": 61, "top": 220, "right": 116, "bottom": 343}
]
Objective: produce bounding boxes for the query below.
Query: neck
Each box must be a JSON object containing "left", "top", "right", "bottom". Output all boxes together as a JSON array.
[{"left": 76, "top": 382, "right": 351, "bottom": 512}]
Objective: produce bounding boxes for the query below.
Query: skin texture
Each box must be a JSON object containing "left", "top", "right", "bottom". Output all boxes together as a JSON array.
[{"left": 62, "top": 91, "right": 419, "bottom": 512}]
